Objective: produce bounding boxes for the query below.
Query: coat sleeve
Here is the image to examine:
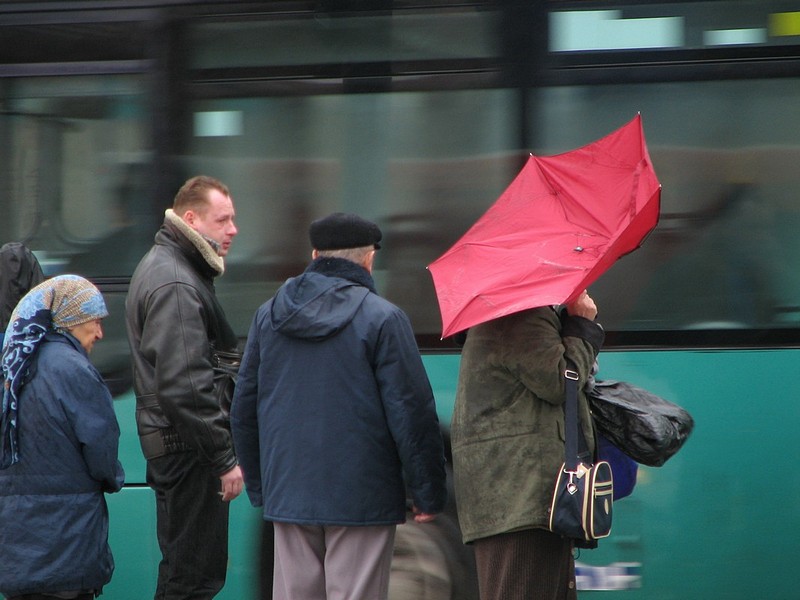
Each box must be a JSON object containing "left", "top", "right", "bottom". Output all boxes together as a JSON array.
[
  {"left": 373, "top": 309, "right": 447, "bottom": 515},
  {"left": 139, "top": 281, "right": 237, "bottom": 476},
  {"left": 503, "top": 307, "right": 604, "bottom": 406},
  {"left": 230, "top": 309, "right": 264, "bottom": 507},
  {"left": 62, "top": 360, "right": 125, "bottom": 493}
]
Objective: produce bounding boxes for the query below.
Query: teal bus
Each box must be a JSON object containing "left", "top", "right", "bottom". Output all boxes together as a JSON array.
[{"left": 2, "top": 1, "right": 799, "bottom": 598}]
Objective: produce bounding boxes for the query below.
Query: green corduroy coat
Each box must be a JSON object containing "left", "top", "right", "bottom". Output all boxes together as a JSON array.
[{"left": 451, "top": 306, "right": 604, "bottom": 544}]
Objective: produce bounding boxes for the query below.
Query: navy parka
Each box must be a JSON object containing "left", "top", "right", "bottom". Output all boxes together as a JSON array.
[{"left": 231, "top": 257, "right": 446, "bottom": 526}]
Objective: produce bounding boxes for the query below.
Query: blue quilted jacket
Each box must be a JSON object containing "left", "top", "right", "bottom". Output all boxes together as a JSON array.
[{"left": 0, "top": 332, "right": 124, "bottom": 597}]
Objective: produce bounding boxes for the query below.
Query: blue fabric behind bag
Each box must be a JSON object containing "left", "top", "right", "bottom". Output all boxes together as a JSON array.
[{"left": 597, "top": 432, "right": 638, "bottom": 500}]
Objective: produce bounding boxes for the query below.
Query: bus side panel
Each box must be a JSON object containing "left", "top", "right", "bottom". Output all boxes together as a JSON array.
[
  {"left": 106, "top": 487, "right": 159, "bottom": 598},
  {"left": 580, "top": 348, "right": 800, "bottom": 599}
]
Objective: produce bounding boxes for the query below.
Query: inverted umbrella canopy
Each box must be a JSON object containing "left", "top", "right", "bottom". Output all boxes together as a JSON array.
[{"left": 428, "top": 114, "right": 661, "bottom": 339}]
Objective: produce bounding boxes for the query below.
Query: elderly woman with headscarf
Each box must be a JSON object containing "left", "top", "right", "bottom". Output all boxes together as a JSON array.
[{"left": 0, "top": 275, "right": 125, "bottom": 600}]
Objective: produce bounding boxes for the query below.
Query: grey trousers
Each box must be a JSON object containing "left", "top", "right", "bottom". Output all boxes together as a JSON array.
[{"left": 272, "top": 522, "right": 396, "bottom": 600}]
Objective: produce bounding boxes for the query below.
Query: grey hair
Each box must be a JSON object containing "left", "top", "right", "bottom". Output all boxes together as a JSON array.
[{"left": 317, "top": 245, "right": 374, "bottom": 264}]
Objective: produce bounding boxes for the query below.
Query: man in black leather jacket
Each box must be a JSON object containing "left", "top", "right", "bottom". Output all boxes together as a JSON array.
[{"left": 126, "top": 175, "right": 244, "bottom": 599}]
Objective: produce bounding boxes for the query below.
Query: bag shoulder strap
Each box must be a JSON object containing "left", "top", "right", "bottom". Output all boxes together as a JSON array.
[
  {"left": 564, "top": 359, "right": 593, "bottom": 468},
  {"left": 564, "top": 362, "right": 580, "bottom": 471}
]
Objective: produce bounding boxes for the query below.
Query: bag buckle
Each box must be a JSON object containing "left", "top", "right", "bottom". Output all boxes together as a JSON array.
[
  {"left": 565, "top": 369, "right": 579, "bottom": 381},
  {"left": 565, "top": 470, "right": 579, "bottom": 495}
]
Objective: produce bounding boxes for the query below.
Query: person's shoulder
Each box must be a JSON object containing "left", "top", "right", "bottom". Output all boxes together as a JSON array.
[
  {"left": 362, "top": 290, "right": 401, "bottom": 313},
  {"left": 39, "top": 336, "right": 93, "bottom": 372},
  {"left": 362, "top": 293, "right": 413, "bottom": 328},
  {"left": 132, "top": 244, "right": 202, "bottom": 290},
  {"left": 248, "top": 297, "right": 275, "bottom": 327},
  {"left": 39, "top": 342, "right": 108, "bottom": 403}
]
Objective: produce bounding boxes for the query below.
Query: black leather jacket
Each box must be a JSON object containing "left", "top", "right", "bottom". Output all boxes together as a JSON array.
[{"left": 125, "top": 212, "right": 239, "bottom": 476}]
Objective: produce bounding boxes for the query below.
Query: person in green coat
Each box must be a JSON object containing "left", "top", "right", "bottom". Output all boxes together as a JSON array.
[{"left": 451, "top": 291, "right": 604, "bottom": 600}]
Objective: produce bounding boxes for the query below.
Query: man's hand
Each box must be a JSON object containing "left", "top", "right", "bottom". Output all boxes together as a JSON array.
[
  {"left": 219, "top": 464, "right": 244, "bottom": 502},
  {"left": 412, "top": 505, "right": 438, "bottom": 523},
  {"left": 566, "top": 290, "right": 598, "bottom": 321}
]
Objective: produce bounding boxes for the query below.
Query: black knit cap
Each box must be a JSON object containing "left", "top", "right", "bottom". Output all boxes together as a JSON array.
[{"left": 309, "top": 212, "right": 382, "bottom": 250}]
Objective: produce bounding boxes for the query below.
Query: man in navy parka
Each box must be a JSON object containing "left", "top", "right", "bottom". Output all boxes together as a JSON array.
[{"left": 231, "top": 213, "right": 446, "bottom": 600}]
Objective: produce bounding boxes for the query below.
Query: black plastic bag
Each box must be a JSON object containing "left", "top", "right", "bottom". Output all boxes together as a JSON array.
[{"left": 588, "top": 380, "right": 694, "bottom": 467}]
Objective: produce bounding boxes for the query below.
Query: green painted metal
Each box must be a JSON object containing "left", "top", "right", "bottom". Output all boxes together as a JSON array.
[{"left": 578, "top": 348, "right": 800, "bottom": 598}]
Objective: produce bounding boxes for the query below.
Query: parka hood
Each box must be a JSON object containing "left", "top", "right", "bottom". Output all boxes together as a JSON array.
[{"left": 270, "top": 257, "right": 375, "bottom": 341}]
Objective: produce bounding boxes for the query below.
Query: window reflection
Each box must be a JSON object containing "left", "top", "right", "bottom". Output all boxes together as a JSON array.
[
  {"left": 188, "top": 79, "right": 800, "bottom": 339},
  {"left": 186, "top": 90, "right": 517, "bottom": 339},
  {"left": 536, "top": 80, "right": 800, "bottom": 331},
  {"left": 4, "top": 3, "right": 800, "bottom": 351},
  {"left": 3, "top": 75, "right": 151, "bottom": 277},
  {"left": 2, "top": 74, "right": 150, "bottom": 388},
  {"left": 188, "top": 10, "right": 499, "bottom": 69}
]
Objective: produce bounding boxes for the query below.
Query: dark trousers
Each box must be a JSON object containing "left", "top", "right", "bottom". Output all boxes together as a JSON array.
[
  {"left": 473, "top": 528, "right": 576, "bottom": 600},
  {"left": 146, "top": 451, "right": 230, "bottom": 600}
]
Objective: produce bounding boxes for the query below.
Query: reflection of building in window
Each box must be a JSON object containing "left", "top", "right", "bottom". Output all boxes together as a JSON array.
[
  {"left": 66, "top": 163, "right": 153, "bottom": 278},
  {"left": 630, "top": 181, "right": 784, "bottom": 329},
  {"left": 64, "top": 163, "right": 152, "bottom": 392},
  {"left": 208, "top": 159, "right": 338, "bottom": 336},
  {"left": 383, "top": 154, "right": 524, "bottom": 339}
]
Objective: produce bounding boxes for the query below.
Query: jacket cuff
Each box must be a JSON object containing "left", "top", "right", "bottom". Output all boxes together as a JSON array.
[
  {"left": 210, "top": 452, "right": 239, "bottom": 478},
  {"left": 562, "top": 315, "right": 605, "bottom": 353}
]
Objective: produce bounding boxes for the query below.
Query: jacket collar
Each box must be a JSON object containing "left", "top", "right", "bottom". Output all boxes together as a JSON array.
[
  {"left": 305, "top": 257, "right": 377, "bottom": 294},
  {"left": 163, "top": 209, "right": 225, "bottom": 276}
]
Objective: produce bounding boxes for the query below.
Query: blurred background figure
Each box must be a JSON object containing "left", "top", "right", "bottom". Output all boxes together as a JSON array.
[
  {"left": 66, "top": 162, "right": 153, "bottom": 278},
  {"left": 0, "top": 274, "right": 125, "bottom": 600},
  {"left": 0, "top": 242, "right": 45, "bottom": 347}
]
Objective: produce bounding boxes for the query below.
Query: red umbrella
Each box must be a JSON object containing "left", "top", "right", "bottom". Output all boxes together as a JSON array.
[{"left": 428, "top": 114, "right": 661, "bottom": 339}]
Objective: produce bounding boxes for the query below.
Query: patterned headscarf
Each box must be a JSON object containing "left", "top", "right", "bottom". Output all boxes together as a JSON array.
[{"left": 0, "top": 275, "right": 108, "bottom": 468}]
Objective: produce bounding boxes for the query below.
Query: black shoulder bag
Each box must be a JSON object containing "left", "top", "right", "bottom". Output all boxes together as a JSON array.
[
  {"left": 211, "top": 347, "right": 242, "bottom": 419},
  {"left": 548, "top": 362, "right": 613, "bottom": 548}
]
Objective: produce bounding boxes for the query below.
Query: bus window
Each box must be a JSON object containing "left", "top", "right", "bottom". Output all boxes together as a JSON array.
[
  {"left": 2, "top": 74, "right": 152, "bottom": 278},
  {"left": 182, "top": 89, "right": 519, "bottom": 339},
  {"left": 534, "top": 79, "right": 800, "bottom": 332}
]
